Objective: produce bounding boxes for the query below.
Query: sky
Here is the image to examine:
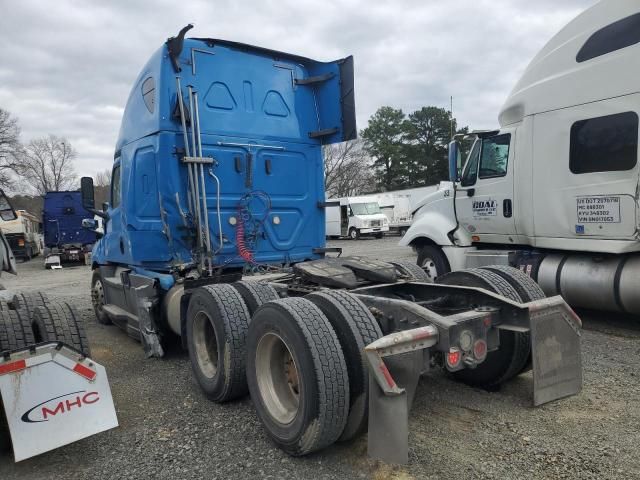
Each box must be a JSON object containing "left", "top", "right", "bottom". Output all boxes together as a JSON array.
[{"left": 0, "top": 0, "right": 596, "bottom": 180}]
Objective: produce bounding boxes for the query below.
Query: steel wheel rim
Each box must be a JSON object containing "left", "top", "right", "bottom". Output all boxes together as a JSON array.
[
  {"left": 421, "top": 257, "right": 438, "bottom": 280},
  {"left": 255, "top": 332, "right": 300, "bottom": 425},
  {"left": 350, "top": 230, "right": 357, "bottom": 239},
  {"left": 192, "top": 311, "right": 219, "bottom": 379},
  {"left": 92, "top": 279, "right": 105, "bottom": 313}
]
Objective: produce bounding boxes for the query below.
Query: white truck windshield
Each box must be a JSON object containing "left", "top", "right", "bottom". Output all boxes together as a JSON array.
[{"left": 351, "top": 202, "right": 381, "bottom": 215}]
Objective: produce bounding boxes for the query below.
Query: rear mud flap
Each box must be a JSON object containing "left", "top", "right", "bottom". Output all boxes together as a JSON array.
[
  {"left": 368, "top": 351, "right": 422, "bottom": 465},
  {"left": 529, "top": 299, "right": 582, "bottom": 406}
]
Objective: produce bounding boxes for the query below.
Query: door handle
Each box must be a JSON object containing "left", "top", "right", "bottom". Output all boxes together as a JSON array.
[{"left": 503, "top": 199, "right": 512, "bottom": 218}]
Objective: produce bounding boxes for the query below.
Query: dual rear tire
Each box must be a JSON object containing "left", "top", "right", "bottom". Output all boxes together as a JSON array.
[
  {"left": 436, "top": 266, "right": 545, "bottom": 389},
  {"left": 185, "top": 282, "right": 381, "bottom": 455}
]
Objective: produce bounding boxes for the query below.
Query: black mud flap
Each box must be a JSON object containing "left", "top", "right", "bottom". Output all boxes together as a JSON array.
[
  {"left": 529, "top": 298, "right": 582, "bottom": 406},
  {"left": 368, "top": 351, "right": 422, "bottom": 465}
]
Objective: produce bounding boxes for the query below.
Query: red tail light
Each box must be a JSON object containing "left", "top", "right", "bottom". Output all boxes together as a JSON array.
[
  {"left": 473, "top": 339, "right": 487, "bottom": 361},
  {"left": 446, "top": 349, "right": 461, "bottom": 368},
  {"left": 18, "top": 239, "right": 25, "bottom": 246}
]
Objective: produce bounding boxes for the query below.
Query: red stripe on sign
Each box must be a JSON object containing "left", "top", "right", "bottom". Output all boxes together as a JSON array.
[
  {"left": 73, "top": 363, "right": 97, "bottom": 381},
  {"left": 0, "top": 359, "right": 27, "bottom": 376},
  {"left": 378, "top": 362, "right": 397, "bottom": 389}
]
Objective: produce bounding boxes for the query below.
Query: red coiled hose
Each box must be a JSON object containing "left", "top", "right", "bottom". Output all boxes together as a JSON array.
[{"left": 236, "top": 210, "right": 254, "bottom": 263}]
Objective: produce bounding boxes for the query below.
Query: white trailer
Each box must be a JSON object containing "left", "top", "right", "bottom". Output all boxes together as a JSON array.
[
  {"left": 377, "top": 186, "right": 437, "bottom": 236},
  {"left": 402, "top": 1, "right": 640, "bottom": 315},
  {"left": 326, "top": 196, "right": 389, "bottom": 239}
]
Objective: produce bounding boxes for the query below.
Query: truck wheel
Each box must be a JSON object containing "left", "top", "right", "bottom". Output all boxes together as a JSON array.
[
  {"left": 436, "top": 268, "right": 530, "bottom": 389},
  {"left": 389, "top": 259, "right": 431, "bottom": 282},
  {"left": 32, "top": 302, "right": 91, "bottom": 356},
  {"left": 186, "top": 284, "right": 250, "bottom": 402},
  {"left": 12, "top": 291, "right": 48, "bottom": 319},
  {"left": 0, "top": 309, "right": 36, "bottom": 352},
  {"left": 480, "top": 265, "right": 545, "bottom": 302},
  {"left": 349, "top": 228, "right": 360, "bottom": 240},
  {"left": 416, "top": 245, "right": 450, "bottom": 281},
  {"left": 91, "top": 270, "right": 111, "bottom": 325},
  {"left": 232, "top": 281, "right": 279, "bottom": 316},
  {"left": 480, "top": 265, "right": 546, "bottom": 374},
  {"left": 399, "top": 227, "right": 408, "bottom": 237},
  {"left": 0, "top": 309, "right": 35, "bottom": 452},
  {"left": 305, "top": 290, "right": 382, "bottom": 441},
  {"left": 247, "top": 298, "right": 349, "bottom": 456}
]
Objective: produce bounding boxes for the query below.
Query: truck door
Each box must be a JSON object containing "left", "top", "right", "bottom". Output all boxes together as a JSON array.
[
  {"left": 455, "top": 130, "right": 516, "bottom": 239},
  {"left": 340, "top": 205, "right": 349, "bottom": 236}
]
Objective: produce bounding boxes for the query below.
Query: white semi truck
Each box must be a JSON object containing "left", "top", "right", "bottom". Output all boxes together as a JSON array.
[{"left": 401, "top": 1, "right": 640, "bottom": 315}]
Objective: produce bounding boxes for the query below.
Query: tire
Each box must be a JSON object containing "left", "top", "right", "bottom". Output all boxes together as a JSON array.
[
  {"left": 0, "top": 309, "right": 35, "bottom": 352},
  {"left": 0, "top": 309, "right": 35, "bottom": 452},
  {"left": 91, "top": 270, "right": 111, "bottom": 325},
  {"left": 186, "top": 284, "right": 251, "bottom": 402},
  {"left": 247, "top": 298, "right": 350, "bottom": 456},
  {"left": 0, "top": 300, "right": 10, "bottom": 311},
  {"left": 12, "top": 291, "right": 48, "bottom": 319},
  {"left": 480, "top": 265, "right": 545, "bottom": 302},
  {"left": 416, "top": 244, "right": 450, "bottom": 281},
  {"left": 32, "top": 301, "right": 91, "bottom": 356},
  {"left": 389, "top": 259, "right": 431, "bottom": 282},
  {"left": 436, "top": 268, "right": 530, "bottom": 389},
  {"left": 399, "top": 227, "right": 408, "bottom": 237},
  {"left": 232, "top": 281, "right": 279, "bottom": 316},
  {"left": 480, "top": 265, "right": 546, "bottom": 374},
  {"left": 305, "top": 290, "right": 382, "bottom": 441},
  {"left": 349, "top": 228, "right": 360, "bottom": 240}
]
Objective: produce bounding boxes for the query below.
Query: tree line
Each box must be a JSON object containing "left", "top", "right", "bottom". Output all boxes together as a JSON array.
[
  {"left": 324, "top": 105, "right": 467, "bottom": 198},
  {"left": 3, "top": 103, "right": 466, "bottom": 212}
]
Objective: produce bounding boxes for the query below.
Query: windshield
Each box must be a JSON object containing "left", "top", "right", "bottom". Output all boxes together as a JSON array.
[{"left": 350, "top": 202, "right": 381, "bottom": 215}]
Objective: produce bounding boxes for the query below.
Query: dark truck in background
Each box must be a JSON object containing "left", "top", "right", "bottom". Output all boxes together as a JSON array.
[{"left": 43, "top": 191, "right": 97, "bottom": 267}]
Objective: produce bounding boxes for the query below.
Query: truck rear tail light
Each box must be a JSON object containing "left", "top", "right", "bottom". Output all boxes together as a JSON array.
[
  {"left": 473, "top": 339, "right": 487, "bottom": 361},
  {"left": 18, "top": 239, "right": 24, "bottom": 246},
  {"left": 459, "top": 330, "right": 474, "bottom": 351},
  {"left": 446, "top": 349, "right": 461, "bottom": 368}
]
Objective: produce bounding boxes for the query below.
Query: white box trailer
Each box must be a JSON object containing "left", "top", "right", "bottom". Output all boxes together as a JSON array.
[
  {"left": 402, "top": 1, "right": 640, "bottom": 314},
  {"left": 0, "top": 210, "right": 43, "bottom": 261}
]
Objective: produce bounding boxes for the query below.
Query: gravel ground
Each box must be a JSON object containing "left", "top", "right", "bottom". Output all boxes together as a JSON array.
[{"left": 1, "top": 236, "right": 639, "bottom": 479}]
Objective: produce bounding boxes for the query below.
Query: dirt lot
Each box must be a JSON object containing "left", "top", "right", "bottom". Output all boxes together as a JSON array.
[{"left": 1, "top": 237, "right": 639, "bottom": 479}]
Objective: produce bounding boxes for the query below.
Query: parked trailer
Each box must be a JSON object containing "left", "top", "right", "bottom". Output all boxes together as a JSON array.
[
  {"left": 0, "top": 191, "right": 118, "bottom": 462},
  {"left": 43, "top": 191, "right": 97, "bottom": 268},
  {"left": 81, "top": 25, "right": 582, "bottom": 464},
  {"left": 0, "top": 210, "right": 42, "bottom": 261},
  {"left": 402, "top": 1, "right": 640, "bottom": 314}
]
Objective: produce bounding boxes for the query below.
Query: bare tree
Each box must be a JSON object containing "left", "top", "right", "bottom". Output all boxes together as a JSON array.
[
  {"left": 323, "top": 140, "right": 375, "bottom": 198},
  {"left": 20, "top": 135, "right": 78, "bottom": 194},
  {"left": 94, "top": 168, "right": 111, "bottom": 187},
  {"left": 94, "top": 168, "right": 111, "bottom": 206},
  {"left": 0, "top": 108, "right": 23, "bottom": 189}
]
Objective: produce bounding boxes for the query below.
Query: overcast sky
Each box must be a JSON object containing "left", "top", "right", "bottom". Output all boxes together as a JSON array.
[{"left": 0, "top": 0, "right": 595, "bottom": 180}]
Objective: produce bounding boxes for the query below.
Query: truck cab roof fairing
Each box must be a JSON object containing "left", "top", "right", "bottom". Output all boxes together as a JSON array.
[{"left": 499, "top": 1, "right": 640, "bottom": 127}]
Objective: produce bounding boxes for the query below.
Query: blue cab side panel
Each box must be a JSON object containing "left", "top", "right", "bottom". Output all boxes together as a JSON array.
[
  {"left": 93, "top": 38, "right": 355, "bottom": 273},
  {"left": 43, "top": 191, "right": 97, "bottom": 248}
]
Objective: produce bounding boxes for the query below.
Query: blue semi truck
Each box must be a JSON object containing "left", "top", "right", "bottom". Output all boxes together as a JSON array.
[
  {"left": 43, "top": 191, "right": 97, "bottom": 267},
  {"left": 79, "top": 25, "right": 582, "bottom": 463}
]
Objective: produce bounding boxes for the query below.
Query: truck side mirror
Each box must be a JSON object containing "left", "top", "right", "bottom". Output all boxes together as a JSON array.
[
  {"left": 81, "top": 176, "right": 95, "bottom": 211},
  {"left": 82, "top": 218, "right": 104, "bottom": 239},
  {"left": 0, "top": 189, "right": 16, "bottom": 221},
  {"left": 448, "top": 140, "right": 463, "bottom": 182}
]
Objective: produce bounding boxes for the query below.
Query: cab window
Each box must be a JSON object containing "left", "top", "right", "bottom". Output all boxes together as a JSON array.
[
  {"left": 460, "top": 139, "right": 481, "bottom": 187},
  {"left": 479, "top": 134, "right": 510, "bottom": 179},
  {"left": 111, "top": 165, "right": 121, "bottom": 208}
]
